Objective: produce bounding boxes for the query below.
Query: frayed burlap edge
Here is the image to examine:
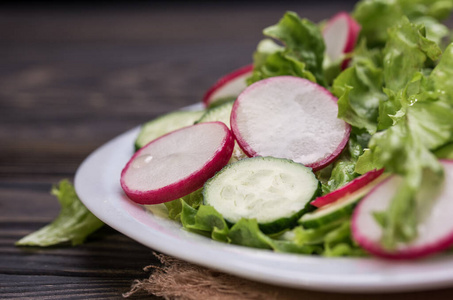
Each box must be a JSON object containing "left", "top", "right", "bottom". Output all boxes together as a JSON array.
[
  {"left": 122, "top": 253, "right": 446, "bottom": 300},
  {"left": 123, "top": 252, "right": 279, "bottom": 300}
]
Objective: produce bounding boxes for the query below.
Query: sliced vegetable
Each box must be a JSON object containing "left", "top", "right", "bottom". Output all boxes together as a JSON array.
[
  {"left": 197, "top": 100, "right": 235, "bottom": 126},
  {"left": 203, "top": 156, "right": 320, "bottom": 234},
  {"left": 352, "top": 160, "right": 453, "bottom": 259},
  {"left": 135, "top": 110, "right": 205, "bottom": 151},
  {"left": 121, "top": 122, "right": 234, "bottom": 204},
  {"left": 300, "top": 193, "right": 360, "bottom": 229},
  {"left": 202, "top": 64, "right": 253, "bottom": 108},
  {"left": 230, "top": 76, "right": 350, "bottom": 171},
  {"left": 197, "top": 100, "right": 247, "bottom": 163},
  {"left": 311, "top": 169, "right": 385, "bottom": 208},
  {"left": 323, "top": 12, "right": 361, "bottom": 69}
]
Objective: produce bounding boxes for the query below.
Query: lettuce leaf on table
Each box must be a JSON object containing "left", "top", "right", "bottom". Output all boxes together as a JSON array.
[{"left": 16, "top": 180, "right": 104, "bottom": 247}]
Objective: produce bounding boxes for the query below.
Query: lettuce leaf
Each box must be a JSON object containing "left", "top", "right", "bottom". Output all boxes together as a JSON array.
[
  {"left": 16, "top": 180, "right": 104, "bottom": 247},
  {"left": 383, "top": 18, "right": 441, "bottom": 91},
  {"left": 358, "top": 48, "right": 453, "bottom": 181},
  {"left": 430, "top": 42, "right": 453, "bottom": 99},
  {"left": 398, "top": 0, "right": 453, "bottom": 21},
  {"left": 181, "top": 202, "right": 229, "bottom": 242},
  {"left": 247, "top": 51, "right": 317, "bottom": 85},
  {"left": 413, "top": 16, "right": 449, "bottom": 46},
  {"left": 353, "top": 0, "right": 452, "bottom": 48},
  {"left": 180, "top": 203, "right": 363, "bottom": 256},
  {"left": 322, "top": 220, "right": 367, "bottom": 257},
  {"left": 354, "top": 46, "right": 453, "bottom": 249},
  {"left": 321, "top": 134, "right": 364, "bottom": 195},
  {"left": 333, "top": 41, "right": 385, "bottom": 134},
  {"left": 228, "top": 218, "right": 363, "bottom": 256},
  {"left": 294, "top": 220, "right": 365, "bottom": 257},
  {"left": 228, "top": 219, "right": 273, "bottom": 249},
  {"left": 435, "top": 142, "right": 453, "bottom": 158},
  {"left": 164, "top": 188, "right": 203, "bottom": 221},
  {"left": 249, "top": 12, "right": 325, "bottom": 86},
  {"left": 353, "top": 0, "right": 405, "bottom": 48}
]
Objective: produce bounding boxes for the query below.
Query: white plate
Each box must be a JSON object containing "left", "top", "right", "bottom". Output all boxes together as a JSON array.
[{"left": 75, "top": 125, "right": 453, "bottom": 293}]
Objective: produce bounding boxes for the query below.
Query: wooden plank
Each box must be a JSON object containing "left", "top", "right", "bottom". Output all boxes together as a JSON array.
[
  {"left": 0, "top": 3, "right": 356, "bottom": 43},
  {"left": 0, "top": 275, "right": 157, "bottom": 299}
]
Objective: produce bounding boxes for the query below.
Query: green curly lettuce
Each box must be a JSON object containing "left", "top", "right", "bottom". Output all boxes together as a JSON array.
[{"left": 16, "top": 180, "right": 104, "bottom": 247}]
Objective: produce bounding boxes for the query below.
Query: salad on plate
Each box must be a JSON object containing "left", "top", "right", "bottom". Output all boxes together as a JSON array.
[
  {"left": 120, "top": 0, "right": 453, "bottom": 260},
  {"left": 17, "top": 0, "right": 453, "bottom": 263}
]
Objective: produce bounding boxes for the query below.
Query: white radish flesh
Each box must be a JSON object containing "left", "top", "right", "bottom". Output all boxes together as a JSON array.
[
  {"left": 121, "top": 122, "right": 234, "bottom": 204},
  {"left": 323, "top": 12, "right": 360, "bottom": 69},
  {"left": 230, "top": 76, "right": 350, "bottom": 171},
  {"left": 202, "top": 65, "right": 253, "bottom": 107},
  {"left": 352, "top": 160, "right": 453, "bottom": 259}
]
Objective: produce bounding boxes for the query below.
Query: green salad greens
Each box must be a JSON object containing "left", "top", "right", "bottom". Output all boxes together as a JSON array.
[
  {"left": 19, "top": 0, "right": 453, "bottom": 256},
  {"left": 169, "top": 0, "right": 453, "bottom": 256},
  {"left": 16, "top": 180, "right": 103, "bottom": 247}
]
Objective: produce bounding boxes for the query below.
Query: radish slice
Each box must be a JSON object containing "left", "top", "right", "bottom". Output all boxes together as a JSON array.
[
  {"left": 352, "top": 160, "right": 453, "bottom": 259},
  {"left": 311, "top": 169, "right": 385, "bottom": 208},
  {"left": 121, "top": 122, "right": 234, "bottom": 205},
  {"left": 230, "top": 76, "right": 350, "bottom": 171},
  {"left": 323, "top": 12, "right": 360, "bottom": 69},
  {"left": 202, "top": 64, "right": 253, "bottom": 108}
]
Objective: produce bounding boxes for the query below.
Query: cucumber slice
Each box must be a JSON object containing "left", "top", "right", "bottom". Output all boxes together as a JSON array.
[
  {"left": 299, "top": 192, "right": 360, "bottom": 228},
  {"left": 203, "top": 157, "right": 320, "bottom": 234},
  {"left": 197, "top": 100, "right": 235, "bottom": 126},
  {"left": 207, "top": 96, "right": 237, "bottom": 109},
  {"left": 197, "top": 100, "right": 247, "bottom": 162},
  {"left": 134, "top": 110, "right": 205, "bottom": 151}
]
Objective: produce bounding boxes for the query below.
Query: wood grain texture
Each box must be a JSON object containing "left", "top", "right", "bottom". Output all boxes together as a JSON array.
[{"left": 2, "top": 1, "right": 453, "bottom": 299}]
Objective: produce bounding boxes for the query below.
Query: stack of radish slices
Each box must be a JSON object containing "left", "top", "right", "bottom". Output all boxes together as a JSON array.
[{"left": 122, "top": 76, "right": 350, "bottom": 203}]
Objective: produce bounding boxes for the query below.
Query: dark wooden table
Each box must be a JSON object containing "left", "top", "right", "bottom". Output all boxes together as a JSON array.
[{"left": 3, "top": 2, "right": 453, "bottom": 299}]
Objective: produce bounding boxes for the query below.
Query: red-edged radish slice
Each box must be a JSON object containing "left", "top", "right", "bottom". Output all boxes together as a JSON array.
[
  {"left": 323, "top": 12, "right": 360, "bottom": 69},
  {"left": 311, "top": 169, "right": 385, "bottom": 208},
  {"left": 230, "top": 76, "right": 350, "bottom": 171},
  {"left": 202, "top": 64, "right": 253, "bottom": 107},
  {"left": 121, "top": 122, "right": 234, "bottom": 205},
  {"left": 352, "top": 160, "right": 453, "bottom": 259}
]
